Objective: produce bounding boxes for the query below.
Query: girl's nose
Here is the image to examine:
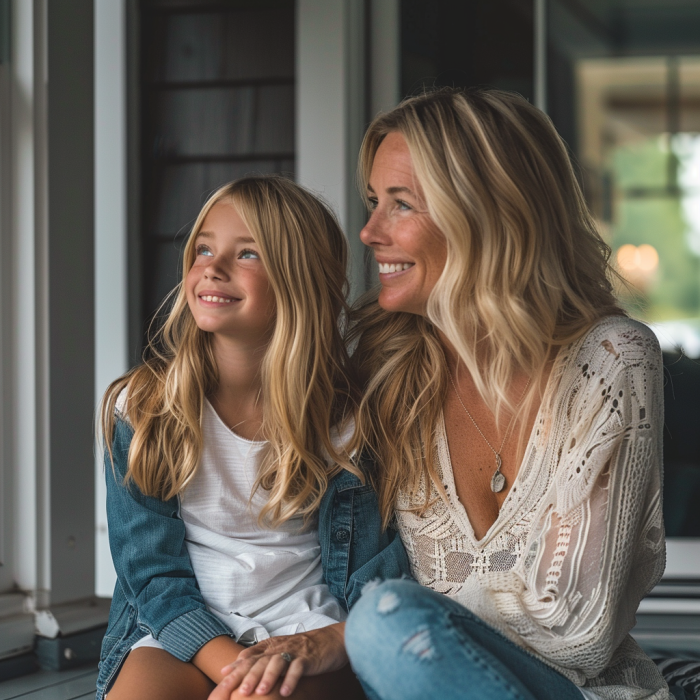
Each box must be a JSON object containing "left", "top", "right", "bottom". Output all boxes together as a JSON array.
[{"left": 203, "top": 259, "right": 227, "bottom": 280}]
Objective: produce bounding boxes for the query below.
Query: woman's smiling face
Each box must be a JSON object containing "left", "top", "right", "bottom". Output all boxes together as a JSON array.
[
  {"left": 185, "top": 200, "right": 275, "bottom": 342},
  {"left": 360, "top": 131, "right": 447, "bottom": 316}
]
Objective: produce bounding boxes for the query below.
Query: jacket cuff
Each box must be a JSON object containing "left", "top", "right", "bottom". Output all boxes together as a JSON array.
[{"left": 156, "top": 607, "right": 232, "bottom": 661}]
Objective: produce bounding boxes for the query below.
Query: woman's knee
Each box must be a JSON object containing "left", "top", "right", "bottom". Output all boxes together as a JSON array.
[{"left": 345, "top": 579, "right": 445, "bottom": 673}]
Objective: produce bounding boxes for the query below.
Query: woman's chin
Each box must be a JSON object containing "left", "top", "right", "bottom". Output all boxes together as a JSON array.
[{"left": 378, "top": 288, "right": 424, "bottom": 316}]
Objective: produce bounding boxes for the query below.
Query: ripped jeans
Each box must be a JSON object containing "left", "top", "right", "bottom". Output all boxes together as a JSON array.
[{"left": 345, "top": 579, "right": 583, "bottom": 700}]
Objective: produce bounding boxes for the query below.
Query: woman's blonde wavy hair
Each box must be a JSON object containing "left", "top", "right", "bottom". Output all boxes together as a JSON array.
[
  {"left": 102, "top": 175, "right": 360, "bottom": 526},
  {"left": 349, "top": 88, "right": 624, "bottom": 526}
]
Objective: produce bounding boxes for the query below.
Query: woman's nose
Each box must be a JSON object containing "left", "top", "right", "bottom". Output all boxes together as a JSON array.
[{"left": 360, "top": 211, "right": 390, "bottom": 248}]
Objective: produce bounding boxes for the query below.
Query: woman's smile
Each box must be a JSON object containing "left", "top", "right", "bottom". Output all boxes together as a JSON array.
[{"left": 376, "top": 260, "right": 415, "bottom": 276}]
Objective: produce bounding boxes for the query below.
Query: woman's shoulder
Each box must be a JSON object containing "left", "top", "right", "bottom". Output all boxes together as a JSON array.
[{"left": 573, "top": 315, "right": 661, "bottom": 370}]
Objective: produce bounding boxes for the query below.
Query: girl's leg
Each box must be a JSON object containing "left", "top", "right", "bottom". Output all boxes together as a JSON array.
[
  {"left": 108, "top": 647, "right": 215, "bottom": 700},
  {"left": 216, "top": 664, "right": 366, "bottom": 700},
  {"left": 345, "top": 578, "right": 582, "bottom": 700},
  {"left": 109, "top": 648, "right": 366, "bottom": 700}
]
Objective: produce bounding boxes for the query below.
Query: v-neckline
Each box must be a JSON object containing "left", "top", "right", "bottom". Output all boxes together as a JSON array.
[{"left": 437, "top": 348, "right": 570, "bottom": 548}]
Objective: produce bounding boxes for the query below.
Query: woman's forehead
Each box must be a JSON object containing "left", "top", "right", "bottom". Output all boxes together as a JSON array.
[{"left": 370, "top": 133, "right": 419, "bottom": 192}]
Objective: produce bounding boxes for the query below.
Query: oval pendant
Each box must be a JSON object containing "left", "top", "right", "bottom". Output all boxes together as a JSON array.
[{"left": 491, "top": 470, "right": 506, "bottom": 493}]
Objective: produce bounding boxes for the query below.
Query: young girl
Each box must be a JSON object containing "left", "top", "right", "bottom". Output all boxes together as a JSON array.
[{"left": 96, "top": 176, "right": 366, "bottom": 700}]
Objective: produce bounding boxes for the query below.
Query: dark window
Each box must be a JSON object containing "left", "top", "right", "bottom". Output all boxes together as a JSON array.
[
  {"left": 400, "top": 0, "right": 534, "bottom": 101},
  {"left": 136, "top": 0, "right": 295, "bottom": 348}
]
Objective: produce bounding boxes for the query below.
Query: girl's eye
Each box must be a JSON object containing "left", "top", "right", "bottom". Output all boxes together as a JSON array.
[
  {"left": 196, "top": 244, "right": 214, "bottom": 257},
  {"left": 367, "top": 197, "right": 379, "bottom": 211},
  {"left": 397, "top": 200, "right": 412, "bottom": 211},
  {"left": 239, "top": 248, "right": 260, "bottom": 260}
]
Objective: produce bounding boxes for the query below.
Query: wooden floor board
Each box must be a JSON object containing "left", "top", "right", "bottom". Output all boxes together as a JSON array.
[{"left": 0, "top": 667, "right": 97, "bottom": 700}]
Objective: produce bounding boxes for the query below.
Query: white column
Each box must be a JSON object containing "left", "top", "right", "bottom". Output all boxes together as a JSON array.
[
  {"left": 10, "top": 0, "right": 50, "bottom": 606},
  {"left": 94, "top": 0, "right": 127, "bottom": 599},
  {"left": 296, "top": 0, "right": 368, "bottom": 298},
  {"left": 370, "top": 0, "right": 400, "bottom": 118},
  {"left": 0, "top": 0, "right": 16, "bottom": 595},
  {"left": 9, "top": 0, "right": 96, "bottom": 609}
]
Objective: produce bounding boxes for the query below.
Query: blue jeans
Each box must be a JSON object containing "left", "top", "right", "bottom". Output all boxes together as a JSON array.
[{"left": 345, "top": 579, "right": 583, "bottom": 700}]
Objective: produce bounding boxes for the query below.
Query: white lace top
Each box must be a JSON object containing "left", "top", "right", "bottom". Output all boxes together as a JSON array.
[{"left": 396, "top": 317, "right": 670, "bottom": 700}]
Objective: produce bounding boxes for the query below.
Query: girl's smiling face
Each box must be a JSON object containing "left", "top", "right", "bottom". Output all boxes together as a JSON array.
[
  {"left": 185, "top": 200, "right": 275, "bottom": 341},
  {"left": 360, "top": 131, "right": 447, "bottom": 316}
]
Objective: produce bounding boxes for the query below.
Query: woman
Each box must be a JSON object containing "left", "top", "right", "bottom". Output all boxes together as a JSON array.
[
  {"left": 343, "top": 89, "right": 669, "bottom": 700},
  {"left": 213, "top": 89, "right": 668, "bottom": 700}
]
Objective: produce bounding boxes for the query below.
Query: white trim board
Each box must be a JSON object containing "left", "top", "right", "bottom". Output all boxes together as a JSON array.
[{"left": 665, "top": 539, "right": 700, "bottom": 579}]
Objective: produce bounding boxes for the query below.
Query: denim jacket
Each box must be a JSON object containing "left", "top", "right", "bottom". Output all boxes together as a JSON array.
[{"left": 96, "top": 417, "right": 410, "bottom": 699}]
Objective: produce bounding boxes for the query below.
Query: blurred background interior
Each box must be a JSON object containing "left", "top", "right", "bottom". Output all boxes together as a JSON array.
[{"left": 1, "top": 0, "right": 700, "bottom": 685}]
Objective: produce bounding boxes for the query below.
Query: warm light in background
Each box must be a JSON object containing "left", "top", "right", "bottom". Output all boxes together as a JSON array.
[{"left": 616, "top": 243, "right": 660, "bottom": 273}]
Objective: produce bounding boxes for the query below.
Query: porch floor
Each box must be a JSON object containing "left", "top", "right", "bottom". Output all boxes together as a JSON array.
[{"left": 0, "top": 666, "right": 97, "bottom": 700}]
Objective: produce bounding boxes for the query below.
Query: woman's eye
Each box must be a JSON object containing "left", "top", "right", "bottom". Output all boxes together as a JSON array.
[
  {"left": 239, "top": 248, "right": 260, "bottom": 260},
  {"left": 367, "top": 197, "right": 379, "bottom": 211},
  {"left": 397, "top": 200, "right": 412, "bottom": 211},
  {"left": 196, "top": 244, "right": 213, "bottom": 257}
]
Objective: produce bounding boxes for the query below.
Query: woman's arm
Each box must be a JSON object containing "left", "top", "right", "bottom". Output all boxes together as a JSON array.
[
  {"left": 210, "top": 622, "right": 349, "bottom": 698},
  {"left": 106, "top": 418, "right": 234, "bottom": 674},
  {"left": 484, "top": 324, "right": 665, "bottom": 681}
]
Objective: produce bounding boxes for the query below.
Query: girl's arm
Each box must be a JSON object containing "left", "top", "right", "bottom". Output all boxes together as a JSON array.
[{"left": 106, "top": 418, "right": 235, "bottom": 676}]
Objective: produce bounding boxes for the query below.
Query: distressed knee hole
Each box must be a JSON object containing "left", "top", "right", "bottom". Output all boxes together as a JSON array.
[
  {"left": 376, "top": 591, "right": 400, "bottom": 614},
  {"left": 401, "top": 627, "right": 435, "bottom": 661}
]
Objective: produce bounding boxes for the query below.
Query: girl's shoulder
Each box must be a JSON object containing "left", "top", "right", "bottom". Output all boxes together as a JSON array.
[
  {"left": 114, "top": 386, "right": 131, "bottom": 425},
  {"left": 324, "top": 415, "right": 357, "bottom": 464}
]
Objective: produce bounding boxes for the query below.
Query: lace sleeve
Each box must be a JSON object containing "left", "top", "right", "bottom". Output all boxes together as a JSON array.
[{"left": 485, "top": 322, "right": 665, "bottom": 680}]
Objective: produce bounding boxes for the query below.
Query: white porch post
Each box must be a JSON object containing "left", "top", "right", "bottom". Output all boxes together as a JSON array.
[
  {"left": 8, "top": 0, "right": 96, "bottom": 609},
  {"left": 296, "top": 0, "right": 368, "bottom": 298},
  {"left": 94, "top": 0, "right": 127, "bottom": 599}
]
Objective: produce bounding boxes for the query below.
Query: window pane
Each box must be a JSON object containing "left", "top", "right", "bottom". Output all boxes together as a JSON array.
[
  {"left": 549, "top": 0, "right": 700, "bottom": 538},
  {"left": 138, "top": 1, "right": 295, "bottom": 338},
  {"left": 401, "top": 0, "right": 534, "bottom": 100}
]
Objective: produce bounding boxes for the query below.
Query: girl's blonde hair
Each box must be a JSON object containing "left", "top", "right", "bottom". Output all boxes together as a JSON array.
[
  {"left": 102, "top": 175, "right": 360, "bottom": 525},
  {"left": 350, "top": 88, "right": 624, "bottom": 526}
]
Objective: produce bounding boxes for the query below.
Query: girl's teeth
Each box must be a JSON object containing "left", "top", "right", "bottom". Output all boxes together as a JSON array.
[{"left": 202, "top": 295, "right": 231, "bottom": 303}]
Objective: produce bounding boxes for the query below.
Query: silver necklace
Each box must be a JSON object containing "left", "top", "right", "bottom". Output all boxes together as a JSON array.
[{"left": 447, "top": 370, "right": 531, "bottom": 493}]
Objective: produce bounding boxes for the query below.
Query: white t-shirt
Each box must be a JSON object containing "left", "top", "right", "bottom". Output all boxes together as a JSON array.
[{"left": 130, "top": 397, "right": 346, "bottom": 651}]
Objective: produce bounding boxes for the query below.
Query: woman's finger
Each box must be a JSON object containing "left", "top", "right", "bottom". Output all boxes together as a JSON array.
[
  {"left": 279, "top": 658, "right": 306, "bottom": 697},
  {"left": 238, "top": 657, "right": 271, "bottom": 696},
  {"left": 253, "top": 654, "right": 289, "bottom": 695}
]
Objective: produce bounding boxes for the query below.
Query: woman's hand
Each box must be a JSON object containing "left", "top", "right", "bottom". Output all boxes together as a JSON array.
[{"left": 209, "top": 622, "right": 348, "bottom": 698}]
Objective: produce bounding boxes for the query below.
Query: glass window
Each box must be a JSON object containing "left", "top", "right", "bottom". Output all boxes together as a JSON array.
[
  {"left": 548, "top": 0, "right": 700, "bottom": 538},
  {"left": 137, "top": 0, "right": 295, "bottom": 349},
  {"left": 401, "top": 0, "right": 534, "bottom": 100}
]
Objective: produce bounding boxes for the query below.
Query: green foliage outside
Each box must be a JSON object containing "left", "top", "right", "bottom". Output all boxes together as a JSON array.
[{"left": 610, "top": 136, "right": 700, "bottom": 322}]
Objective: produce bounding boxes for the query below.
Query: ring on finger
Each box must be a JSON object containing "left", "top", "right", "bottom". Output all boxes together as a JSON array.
[{"left": 280, "top": 652, "right": 293, "bottom": 664}]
